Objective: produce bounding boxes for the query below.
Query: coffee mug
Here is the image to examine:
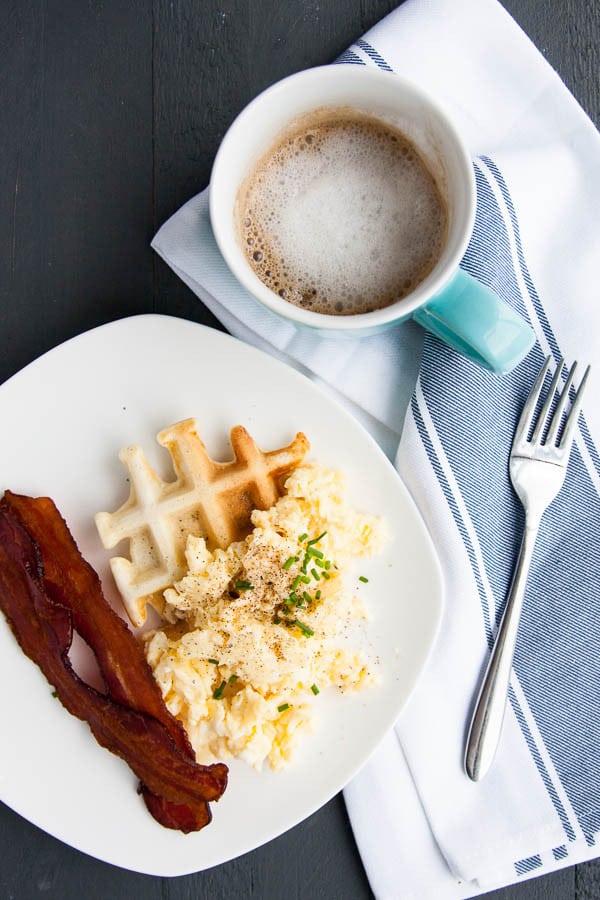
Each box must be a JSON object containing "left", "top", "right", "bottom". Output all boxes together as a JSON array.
[{"left": 209, "top": 66, "right": 535, "bottom": 374}]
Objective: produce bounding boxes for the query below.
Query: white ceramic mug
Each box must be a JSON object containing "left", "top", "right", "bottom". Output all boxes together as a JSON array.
[{"left": 209, "top": 65, "right": 534, "bottom": 373}]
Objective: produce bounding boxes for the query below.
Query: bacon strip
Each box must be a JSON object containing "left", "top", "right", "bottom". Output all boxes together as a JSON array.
[
  {"left": 140, "top": 786, "right": 212, "bottom": 832},
  {"left": 3, "top": 492, "right": 192, "bottom": 753},
  {"left": 0, "top": 493, "right": 227, "bottom": 830}
]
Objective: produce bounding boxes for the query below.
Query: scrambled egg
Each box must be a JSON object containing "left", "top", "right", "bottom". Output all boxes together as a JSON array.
[{"left": 144, "top": 463, "right": 385, "bottom": 770}]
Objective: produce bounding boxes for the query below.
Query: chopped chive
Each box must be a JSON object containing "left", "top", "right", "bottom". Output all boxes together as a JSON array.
[
  {"left": 234, "top": 580, "right": 254, "bottom": 591},
  {"left": 311, "top": 568, "right": 320, "bottom": 581},
  {"left": 278, "top": 703, "right": 290, "bottom": 712},
  {"left": 51, "top": 690, "right": 58, "bottom": 698},
  {"left": 228, "top": 675, "right": 238, "bottom": 684},
  {"left": 300, "top": 575, "right": 311, "bottom": 584},
  {"left": 284, "top": 597, "right": 295, "bottom": 607},
  {"left": 312, "top": 557, "right": 326, "bottom": 568},
  {"left": 302, "top": 591, "right": 312, "bottom": 604},
  {"left": 296, "top": 601, "right": 305, "bottom": 609},
  {"left": 291, "top": 575, "right": 302, "bottom": 591},
  {"left": 306, "top": 531, "right": 327, "bottom": 546},
  {"left": 359, "top": 575, "right": 369, "bottom": 583},
  {"left": 289, "top": 592, "right": 300, "bottom": 602},
  {"left": 322, "top": 571, "right": 331, "bottom": 580},
  {"left": 208, "top": 658, "right": 219, "bottom": 665},
  {"left": 306, "top": 546, "right": 324, "bottom": 559},
  {"left": 283, "top": 556, "right": 298, "bottom": 570},
  {"left": 311, "top": 684, "right": 320, "bottom": 696},
  {"left": 323, "top": 560, "right": 331, "bottom": 570},
  {"left": 301, "top": 558, "right": 309, "bottom": 574},
  {"left": 293, "top": 619, "right": 314, "bottom": 637},
  {"left": 315, "top": 589, "right": 322, "bottom": 599},
  {"left": 213, "top": 680, "right": 227, "bottom": 700},
  {"left": 299, "top": 533, "right": 308, "bottom": 542}
]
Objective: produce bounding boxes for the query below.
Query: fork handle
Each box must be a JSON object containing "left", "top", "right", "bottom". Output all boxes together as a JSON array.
[{"left": 464, "top": 523, "right": 539, "bottom": 781}]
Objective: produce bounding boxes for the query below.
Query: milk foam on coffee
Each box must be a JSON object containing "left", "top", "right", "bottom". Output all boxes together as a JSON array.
[{"left": 237, "top": 109, "right": 447, "bottom": 315}]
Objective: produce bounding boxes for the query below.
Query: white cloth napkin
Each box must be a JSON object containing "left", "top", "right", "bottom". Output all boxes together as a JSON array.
[{"left": 152, "top": 1, "right": 600, "bottom": 896}]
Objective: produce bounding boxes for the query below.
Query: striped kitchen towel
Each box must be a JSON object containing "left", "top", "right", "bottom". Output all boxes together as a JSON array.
[{"left": 152, "top": 0, "right": 600, "bottom": 896}]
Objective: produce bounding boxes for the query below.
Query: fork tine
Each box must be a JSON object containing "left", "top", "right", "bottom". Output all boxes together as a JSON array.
[
  {"left": 531, "top": 358, "right": 564, "bottom": 443},
  {"left": 557, "top": 364, "right": 591, "bottom": 451},
  {"left": 545, "top": 361, "right": 578, "bottom": 446},
  {"left": 514, "top": 356, "right": 552, "bottom": 445}
]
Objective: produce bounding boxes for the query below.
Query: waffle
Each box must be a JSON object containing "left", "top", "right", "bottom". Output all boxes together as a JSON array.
[{"left": 95, "top": 419, "right": 310, "bottom": 627}]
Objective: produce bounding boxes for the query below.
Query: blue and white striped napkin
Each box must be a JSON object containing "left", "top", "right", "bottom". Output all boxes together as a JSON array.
[{"left": 152, "top": 0, "right": 600, "bottom": 896}]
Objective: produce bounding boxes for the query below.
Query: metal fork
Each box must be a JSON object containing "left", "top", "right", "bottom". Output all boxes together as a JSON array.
[{"left": 464, "top": 356, "right": 591, "bottom": 782}]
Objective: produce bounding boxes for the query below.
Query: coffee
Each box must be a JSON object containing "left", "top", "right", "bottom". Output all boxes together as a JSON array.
[{"left": 236, "top": 109, "right": 448, "bottom": 316}]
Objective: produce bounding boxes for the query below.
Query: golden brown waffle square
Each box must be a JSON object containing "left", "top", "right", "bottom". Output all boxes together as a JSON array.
[{"left": 95, "top": 419, "right": 309, "bottom": 627}]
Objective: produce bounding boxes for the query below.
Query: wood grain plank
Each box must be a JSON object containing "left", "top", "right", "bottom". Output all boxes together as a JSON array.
[
  {"left": 0, "top": 0, "right": 153, "bottom": 385},
  {"left": 576, "top": 858, "right": 600, "bottom": 900},
  {"left": 502, "top": 0, "right": 600, "bottom": 128}
]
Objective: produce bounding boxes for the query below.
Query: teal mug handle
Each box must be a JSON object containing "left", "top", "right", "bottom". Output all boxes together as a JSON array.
[{"left": 412, "top": 269, "right": 535, "bottom": 374}]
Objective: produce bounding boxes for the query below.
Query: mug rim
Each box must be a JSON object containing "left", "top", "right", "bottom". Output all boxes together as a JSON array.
[{"left": 209, "top": 64, "right": 476, "bottom": 331}]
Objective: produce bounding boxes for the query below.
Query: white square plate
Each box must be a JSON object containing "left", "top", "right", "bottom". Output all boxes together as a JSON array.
[{"left": 0, "top": 314, "right": 442, "bottom": 875}]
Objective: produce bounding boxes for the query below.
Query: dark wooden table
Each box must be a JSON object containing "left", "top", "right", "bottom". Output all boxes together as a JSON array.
[{"left": 1, "top": 2, "right": 598, "bottom": 898}]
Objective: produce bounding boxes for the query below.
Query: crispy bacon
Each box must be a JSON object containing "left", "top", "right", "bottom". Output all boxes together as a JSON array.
[
  {"left": 140, "top": 786, "right": 212, "bottom": 833},
  {"left": 2, "top": 492, "right": 192, "bottom": 753},
  {"left": 0, "top": 492, "right": 227, "bottom": 830}
]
